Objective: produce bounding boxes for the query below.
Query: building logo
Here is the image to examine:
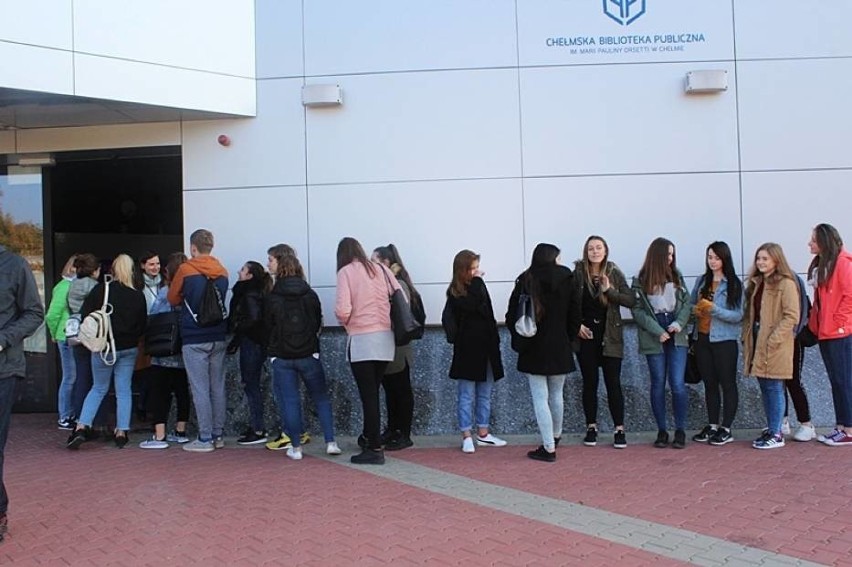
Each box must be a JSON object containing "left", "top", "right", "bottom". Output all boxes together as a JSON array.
[{"left": 603, "top": 0, "right": 646, "bottom": 26}]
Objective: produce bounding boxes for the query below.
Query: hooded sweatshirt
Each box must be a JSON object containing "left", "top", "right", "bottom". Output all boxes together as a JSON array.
[{"left": 167, "top": 255, "right": 229, "bottom": 345}]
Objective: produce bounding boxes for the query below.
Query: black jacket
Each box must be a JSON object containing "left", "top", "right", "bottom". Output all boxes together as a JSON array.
[
  {"left": 447, "top": 277, "right": 504, "bottom": 382},
  {"left": 82, "top": 281, "right": 147, "bottom": 351},
  {"left": 228, "top": 279, "right": 267, "bottom": 345},
  {"left": 506, "top": 264, "right": 580, "bottom": 375},
  {"left": 264, "top": 276, "right": 322, "bottom": 359}
]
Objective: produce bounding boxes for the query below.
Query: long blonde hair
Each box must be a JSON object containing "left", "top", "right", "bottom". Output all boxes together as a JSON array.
[
  {"left": 111, "top": 254, "right": 136, "bottom": 289},
  {"left": 745, "top": 242, "right": 795, "bottom": 297}
]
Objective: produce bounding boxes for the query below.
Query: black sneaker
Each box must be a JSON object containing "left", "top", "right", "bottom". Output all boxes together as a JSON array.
[
  {"left": 653, "top": 430, "right": 669, "bottom": 448},
  {"left": 57, "top": 418, "right": 75, "bottom": 431},
  {"left": 672, "top": 429, "right": 686, "bottom": 449},
  {"left": 66, "top": 429, "right": 87, "bottom": 450},
  {"left": 527, "top": 445, "right": 556, "bottom": 462},
  {"left": 709, "top": 427, "right": 734, "bottom": 446},
  {"left": 613, "top": 430, "right": 627, "bottom": 449},
  {"left": 692, "top": 425, "right": 717, "bottom": 443},
  {"left": 114, "top": 433, "right": 129, "bottom": 449},
  {"left": 583, "top": 427, "right": 598, "bottom": 447},
  {"left": 350, "top": 449, "right": 385, "bottom": 465},
  {"left": 384, "top": 435, "right": 414, "bottom": 451},
  {"left": 237, "top": 430, "right": 268, "bottom": 445}
]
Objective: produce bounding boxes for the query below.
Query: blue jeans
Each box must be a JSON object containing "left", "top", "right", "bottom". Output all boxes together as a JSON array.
[
  {"left": 57, "top": 340, "right": 77, "bottom": 420},
  {"left": 271, "top": 356, "right": 335, "bottom": 447},
  {"left": 182, "top": 341, "right": 227, "bottom": 441},
  {"left": 645, "top": 316, "right": 688, "bottom": 431},
  {"left": 457, "top": 365, "right": 495, "bottom": 433},
  {"left": 239, "top": 338, "right": 266, "bottom": 432},
  {"left": 758, "top": 378, "right": 785, "bottom": 436},
  {"left": 527, "top": 374, "right": 566, "bottom": 451},
  {"left": 79, "top": 347, "right": 138, "bottom": 431},
  {"left": 819, "top": 335, "right": 852, "bottom": 427},
  {"left": 70, "top": 345, "right": 106, "bottom": 426},
  {"left": 0, "top": 378, "right": 16, "bottom": 514}
]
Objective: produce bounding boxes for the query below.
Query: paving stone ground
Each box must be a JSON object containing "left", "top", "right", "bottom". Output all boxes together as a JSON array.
[{"left": 0, "top": 414, "right": 849, "bottom": 566}]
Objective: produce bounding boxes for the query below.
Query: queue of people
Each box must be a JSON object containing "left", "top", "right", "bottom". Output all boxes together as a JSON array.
[{"left": 44, "top": 224, "right": 852, "bottom": 468}]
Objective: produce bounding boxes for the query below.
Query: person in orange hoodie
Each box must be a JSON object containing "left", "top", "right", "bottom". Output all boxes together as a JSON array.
[
  {"left": 807, "top": 223, "right": 852, "bottom": 446},
  {"left": 168, "top": 229, "right": 230, "bottom": 453}
]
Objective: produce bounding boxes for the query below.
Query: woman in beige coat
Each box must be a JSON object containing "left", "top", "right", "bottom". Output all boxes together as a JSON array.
[{"left": 742, "top": 243, "right": 800, "bottom": 450}]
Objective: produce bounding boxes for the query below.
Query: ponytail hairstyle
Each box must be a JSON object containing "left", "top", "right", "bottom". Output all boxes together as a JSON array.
[
  {"left": 522, "top": 243, "right": 560, "bottom": 320},
  {"left": 448, "top": 250, "right": 480, "bottom": 298},
  {"left": 373, "top": 244, "right": 422, "bottom": 308},
  {"left": 808, "top": 223, "right": 844, "bottom": 286},
  {"left": 245, "top": 260, "right": 273, "bottom": 293},
  {"left": 701, "top": 241, "right": 742, "bottom": 309},
  {"left": 336, "top": 237, "right": 376, "bottom": 277}
]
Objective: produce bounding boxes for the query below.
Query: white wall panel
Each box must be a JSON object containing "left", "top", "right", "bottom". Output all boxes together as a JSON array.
[
  {"left": 738, "top": 59, "right": 852, "bottom": 172},
  {"left": 518, "top": 0, "right": 733, "bottom": 67},
  {"left": 0, "top": 42, "right": 73, "bottom": 95},
  {"left": 183, "top": 78, "right": 305, "bottom": 190},
  {"left": 304, "top": 0, "right": 517, "bottom": 76},
  {"left": 73, "top": 0, "right": 255, "bottom": 78},
  {"left": 521, "top": 62, "right": 738, "bottom": 177},
  {"left": 16, "top": 122, "right": 180, "bottom": 153},
  {"left": 0, "top": 0, "right": 72, "bottom": 49},
  {"left": 183, "top": 185, "right": 309, "bottom": 285},
  {"left": 306, "top": 179, "right": 525, "bottom": 289},
  {"left": 741, "top": 170, "right": 852, "bottom": 274},
  {"left": 74, "top": 54, "right": 256, "bottom": 116},
  {"left": 255, "top": 0, "right": 303, "bottom": 79},
  {"left": 523, "top": 174, "right": 743, "bottom": 280},
  {"left": 735, "top": 0, "right": 852, "bottom": 60},
  {"left": 306, "top": 69, "right": 521, "bottom": 185}
]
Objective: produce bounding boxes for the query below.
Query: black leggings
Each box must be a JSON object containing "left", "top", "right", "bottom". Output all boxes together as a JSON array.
[
  {"left": 784, "top": 339, "right": 811, "bottom": 422},
  {"left": 147, "top": 365, "right": 191, "bottom": 426},
  {"left": 577, "top": 327, "right": 625, "bottom": 427},
  {"left": 382, "top": 362, "right": 414, "bottom": 437},
  {"left": 695, "top": 334, "right": 739, "bottom": 429},
  {"left": 351, "top": 360, "right": 388, "bottom": 450}
]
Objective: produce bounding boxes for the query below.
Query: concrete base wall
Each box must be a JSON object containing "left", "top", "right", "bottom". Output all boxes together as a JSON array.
[{"left": 221, "top": 325, "right": 836, "bottom": 437}]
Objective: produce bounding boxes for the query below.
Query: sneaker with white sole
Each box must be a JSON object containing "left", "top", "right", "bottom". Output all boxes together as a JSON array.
[
  {"left": 166, "top": 431, "right": 189, "bottom": 444},
  {"left": 792, "top": 424, "right": 816, "bottom": 442},
  {"left": 753, "top": 434, "right": 785, "bottom": 450},
  {"left": 326, "top": 441, "right": 342, "bottom": 455},
  {"left": 286, "top": 446, "right": 303, "bottom": 460},
  {"left": 823, "top": 431, "right": 852, "bottom": 447},
  {"left": 182, "top": 439, "right": 215, "bottom": 453},
  {"left": 462, "top": 437, "right": 475, "bottom": 453},
  {"left": 475, "top": 433, "right": 507, "bottom": 447},
  {"left": 139, "top": 436, "right": 169, "bottom": 449},
  {"left": 818, "top": 429, "right": 844, "bottom": 445},
  {"left": 213, "top": 436, "right": 225, "bottom": 449},
  {"left": 781, "top": 418, "right": 791, "bottom": 436}
]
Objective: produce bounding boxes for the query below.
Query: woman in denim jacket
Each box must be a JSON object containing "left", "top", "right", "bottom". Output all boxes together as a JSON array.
[{"left": 690, "top": 241, "right": 743, "bottom": 446}]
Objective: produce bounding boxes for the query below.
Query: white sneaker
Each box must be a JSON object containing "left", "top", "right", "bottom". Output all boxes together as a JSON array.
[
  {"left": 139, "top": 436, "right": 169, "bottom": 449},
  {"left": 475, "top": 433, "right": 507, "bottom": 447},
  {"left": 781, "top": 419, "right": 791, "bottom": 436},
  {"left": 462, "top": 437, "right": 475, "bottom": 453},
  {"left": 286, "top": 446, "right": 303, "bottom": 460},
  {"left": 793, "top": 424, "right": 816, "bottom": 442},
  {"left": 326, "top": 441, "right": 342, "bottom": 455}
]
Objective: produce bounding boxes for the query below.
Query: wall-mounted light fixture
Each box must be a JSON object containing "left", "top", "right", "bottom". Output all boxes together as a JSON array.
[
  {"left": 684, "top": 70, "right": 728, "bottom": 94},
  {"left": 302, "top": 84, "right": 342, "bottom": 108}
]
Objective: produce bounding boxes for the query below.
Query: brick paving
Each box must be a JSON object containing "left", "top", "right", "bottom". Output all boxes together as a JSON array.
[{"left": 0, "top": 414, "right": 848, "bottom": 565}]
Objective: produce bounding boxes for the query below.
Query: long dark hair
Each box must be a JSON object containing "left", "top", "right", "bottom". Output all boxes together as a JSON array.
[
  {"left": 448, "top": 250, "right": 479, "bottom": 298},
  {"left": 163, "top": 252, "right": 187, "bottom": 284},
  {"left": 522, "top": 243, "right": 560, "bottom": 320},
  {"left": 336, "top": 237, "right": 376, "bottom": 276},
  {"left": 701, "top": 241, "right": 742, "bottom": 309},
  {"left": 638, "top": 237, "right": 678, "bottom": 294},
  {"left": 245, "top": 260, "right": 273, "bottom": 293},
  {"left": 808, "top": 223, "right": 844, "bottom": 286},
  {"left": 374, "top": 244, "right": 422, "bottom": 308}
]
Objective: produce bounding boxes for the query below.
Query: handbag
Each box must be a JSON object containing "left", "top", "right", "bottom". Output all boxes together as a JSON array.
[
  {"left": 144, "top": 311, "right": 182, "bottom": 356},
  {"left": 684, "top": 335, "right": 701, "bottom": 385},
  {"left": 797, "top": 325, "right": 818, "bottom": 348},
  {"left": 382, "top": 267, "right": 422, "bottom": 346},
  {"left": 514, "top": 292, "right": 537, "bottom": 338}
]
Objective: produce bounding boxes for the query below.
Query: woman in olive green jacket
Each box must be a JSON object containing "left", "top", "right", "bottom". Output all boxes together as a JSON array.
[{"left": 572, "top": 236, "right": 635, "bottom": 449}]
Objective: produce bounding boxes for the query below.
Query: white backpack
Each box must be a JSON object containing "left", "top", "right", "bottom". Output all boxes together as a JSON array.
[{"left": 79, "top": 276, "right": 117, "bottom": 365}]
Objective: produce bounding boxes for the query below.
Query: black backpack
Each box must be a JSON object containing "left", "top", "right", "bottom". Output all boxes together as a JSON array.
[
  {"left": 279, "top": 293, "right": 320, "bottom": 353},
  {"left": 186, "top": 277, "right": 227, "bottom": 328}
]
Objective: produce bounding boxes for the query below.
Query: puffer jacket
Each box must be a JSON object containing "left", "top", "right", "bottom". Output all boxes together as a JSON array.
[
  {"left": 742, "top": 275, "right": 799, "bottom": 379},
  {"left": 228, "top": 279, "right": 267, "bottom": 346}
]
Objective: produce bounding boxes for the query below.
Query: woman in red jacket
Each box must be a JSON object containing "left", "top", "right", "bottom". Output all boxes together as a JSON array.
[{"left": 807, "top": 223, "right": 852, "bottom": 446}]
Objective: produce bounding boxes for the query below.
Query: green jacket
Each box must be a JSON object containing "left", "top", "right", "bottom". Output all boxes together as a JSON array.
[
  {"left": 572, "top": 261, "right": 635, "bottom": 358},
  {"left": 45, "top": 278, "right": 72, "bottom": 341},
  {"left": 631, "top": 271, "right": 692, "bottom": 354}
]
